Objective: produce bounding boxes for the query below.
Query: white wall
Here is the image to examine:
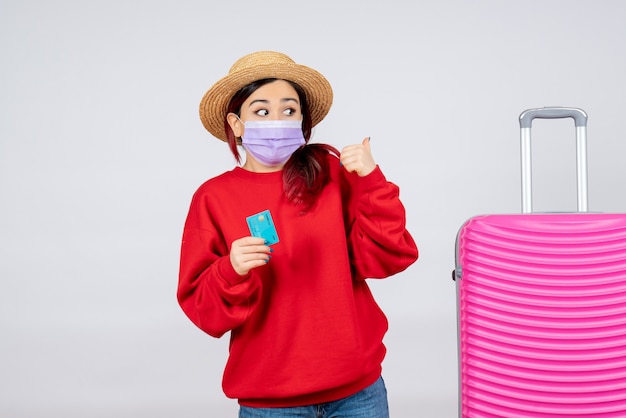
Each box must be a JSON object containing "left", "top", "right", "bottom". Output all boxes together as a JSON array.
[{"left": 2, "top": 1, "right": 625, "bottom": 416}]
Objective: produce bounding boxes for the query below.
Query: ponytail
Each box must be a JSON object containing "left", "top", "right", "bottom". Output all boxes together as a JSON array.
[{"left": 283, "top": 143, "right": 340, "bottom": 213}]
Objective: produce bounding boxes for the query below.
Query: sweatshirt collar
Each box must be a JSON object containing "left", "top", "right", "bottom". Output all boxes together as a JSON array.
[{"left": 232, "top": 166, "right": 283, "bottom": 184}]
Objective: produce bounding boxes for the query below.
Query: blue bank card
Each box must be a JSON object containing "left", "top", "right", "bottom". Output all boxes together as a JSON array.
[{"left": 246, "top": 209, "right": 279, "bottom": 246}]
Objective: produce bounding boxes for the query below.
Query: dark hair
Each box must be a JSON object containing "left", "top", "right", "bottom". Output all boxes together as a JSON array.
[{"left": 224, "top": 78, "right": 339, "bottom": 212}]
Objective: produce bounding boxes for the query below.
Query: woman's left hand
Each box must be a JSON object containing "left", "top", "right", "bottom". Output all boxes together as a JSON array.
[{"left": 340, "top": 137, "right": 376, "bottom": 177}]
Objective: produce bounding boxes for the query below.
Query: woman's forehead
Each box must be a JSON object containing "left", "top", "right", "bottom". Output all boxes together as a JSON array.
[{"left": 246, "top": 79, "right": 299, "bottom": 102}]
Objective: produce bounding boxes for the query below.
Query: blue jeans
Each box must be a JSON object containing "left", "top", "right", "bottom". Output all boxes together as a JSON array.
[{"left": 238, "top": 376, "right": 389, "bottom": 418}]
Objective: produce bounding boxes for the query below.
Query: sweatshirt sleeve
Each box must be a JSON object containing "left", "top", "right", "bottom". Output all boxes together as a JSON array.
[
  {"left": 342, "top": 165, "right": 418, "bottom": 280},
  {"left": 177, "top": 193, "right": 262, "bottom": 338}
]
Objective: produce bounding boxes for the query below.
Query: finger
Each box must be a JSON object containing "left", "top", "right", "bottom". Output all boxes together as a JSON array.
[
  {"left": 362, "top": 136, "right": 371, "bottom": 151},
  {"left": 340, "top": 145, "right": 360, "bottom": 163},
  {"left": 233, "top": 237, "right": 271, "bottom": 252},
  {"left": 237, "top": 245, "right": 273, "bottom": 258},
  {"left": 237, "top": 251, "right": 272, "bottom": 264},
  {"left": 237, "top": 236, "right": 268, "bottom": 247}
]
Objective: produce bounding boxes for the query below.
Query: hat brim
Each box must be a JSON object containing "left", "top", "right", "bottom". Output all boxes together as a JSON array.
[{"left": 199, "top": 62, "right": 333, "bottom": 142}]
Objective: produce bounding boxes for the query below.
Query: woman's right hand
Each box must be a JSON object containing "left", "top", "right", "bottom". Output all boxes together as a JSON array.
[{"left": 229, "top": 237, "right": 272, "bottom": 276}]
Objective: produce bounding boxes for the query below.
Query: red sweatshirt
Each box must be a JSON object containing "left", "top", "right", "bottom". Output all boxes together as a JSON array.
[{"left": 177, "top": 153, "right": 418, "bottom": 407}]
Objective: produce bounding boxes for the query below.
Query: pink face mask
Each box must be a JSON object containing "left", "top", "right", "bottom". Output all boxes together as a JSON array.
[{"left": 240, "top": 120, "right": 305, "bottom": 166}]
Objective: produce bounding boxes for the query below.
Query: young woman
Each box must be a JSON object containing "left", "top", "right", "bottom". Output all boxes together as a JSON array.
[{"left": 177, "top": 51, "right": 418, "bottom": 417}]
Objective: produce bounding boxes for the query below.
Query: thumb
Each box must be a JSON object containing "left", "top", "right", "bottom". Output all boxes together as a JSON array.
[{"left": 362, "top": 136, "right": 371, "bottom": 150}]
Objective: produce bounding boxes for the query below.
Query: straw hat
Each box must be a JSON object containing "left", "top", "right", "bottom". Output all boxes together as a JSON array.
[{"left": 199, "top": 51, "right": 333, "bottom": 141}]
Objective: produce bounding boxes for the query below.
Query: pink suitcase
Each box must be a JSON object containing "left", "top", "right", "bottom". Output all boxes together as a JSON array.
[{"left": 453, "top": 107, "right": 626, "bottom": 417}]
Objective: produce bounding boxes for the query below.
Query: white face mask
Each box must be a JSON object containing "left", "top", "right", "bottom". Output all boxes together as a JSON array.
[{"left": 240, "top": 120, "right": 305, "bottom": 166}]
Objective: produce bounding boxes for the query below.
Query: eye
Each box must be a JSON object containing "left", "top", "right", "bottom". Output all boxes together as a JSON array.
[
  {"left": 283, "top": 108, "right": 296, "bottom": 116},
  {"left": 255, "top": 109, "right": 269, "bottom": 116}
]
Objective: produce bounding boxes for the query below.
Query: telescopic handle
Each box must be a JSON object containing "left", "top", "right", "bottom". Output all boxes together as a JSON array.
[
  {"left": 519, "top": 107, "right": 588, "bottom": 128},
  {"left": 518, "top": 107, "right": 589, "bottom": 214}
]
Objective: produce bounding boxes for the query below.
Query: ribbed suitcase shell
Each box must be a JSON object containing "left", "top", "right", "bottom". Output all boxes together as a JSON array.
[
  {"left": 456, "top": 213, "right": 626, "bottom": 417},
  {"left": 454, "top": 108, "right": 626, "bottom": 417}
]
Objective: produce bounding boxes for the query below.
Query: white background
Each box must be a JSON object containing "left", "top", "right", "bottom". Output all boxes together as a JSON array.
[{"left": 2, "top": 1, "right": 625, "bottom": 417}]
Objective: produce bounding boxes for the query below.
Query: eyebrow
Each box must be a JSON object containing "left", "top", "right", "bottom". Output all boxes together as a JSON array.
[{"left": 247, "top": 97, "right": 299, "bottom": 107}]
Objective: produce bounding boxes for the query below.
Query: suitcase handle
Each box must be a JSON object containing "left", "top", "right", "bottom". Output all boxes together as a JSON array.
[
  {"left": 518, "top": 107, "right": 589, "bottom": 213},
  {"left": 519, "top": 107, "right": 588, "bottom": 128}
]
